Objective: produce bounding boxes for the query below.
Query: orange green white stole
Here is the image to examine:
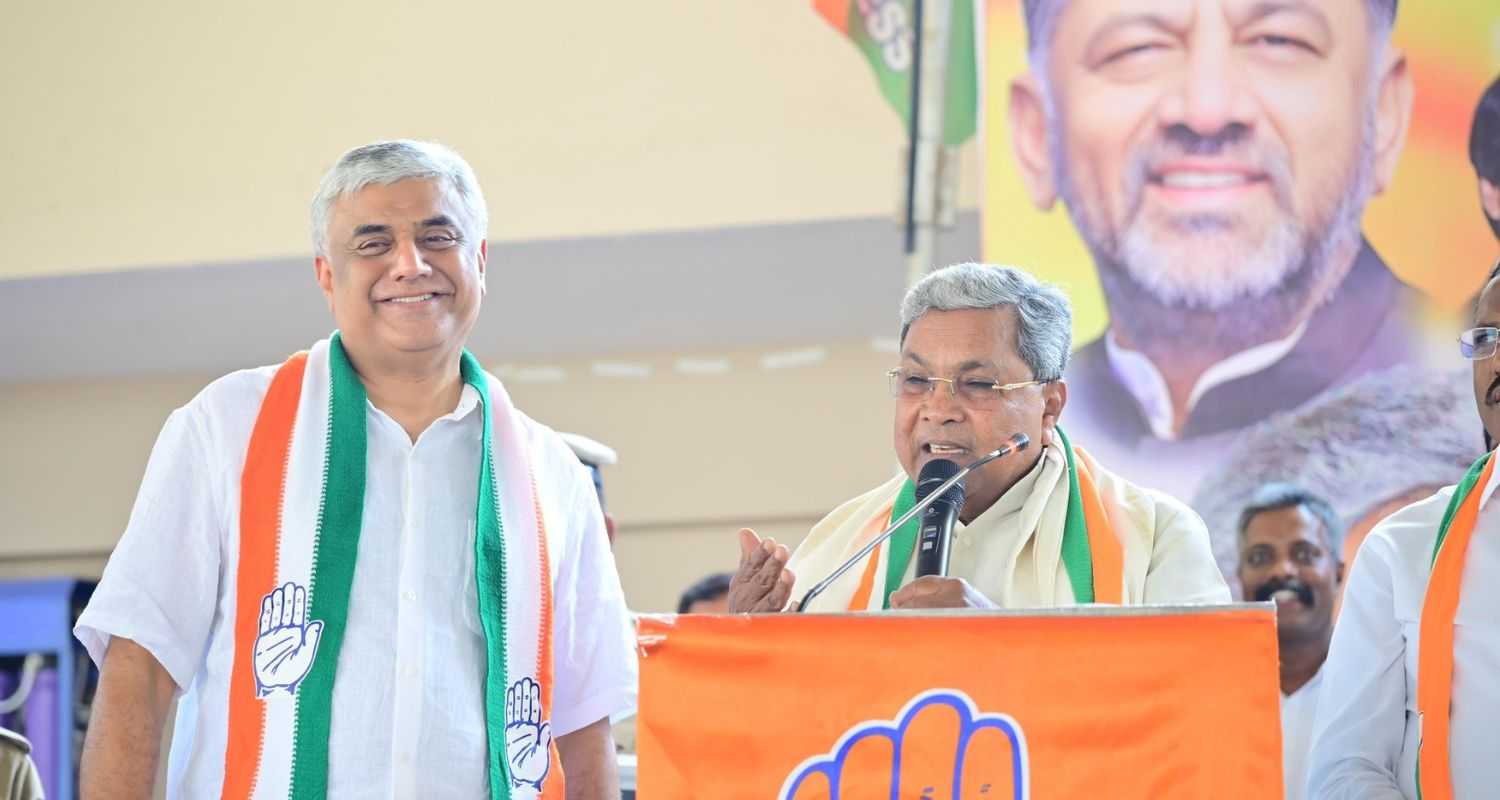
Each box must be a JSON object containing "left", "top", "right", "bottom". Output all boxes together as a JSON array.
[
  {"left": 1416, "top": 451, "right": 1496, "bottom": 800},
  {"left": 845, "top": 426, "right": 1124, "bottom": 609},
  {"left": 219, "top": 334, "right": 561, "bottom": 800}
]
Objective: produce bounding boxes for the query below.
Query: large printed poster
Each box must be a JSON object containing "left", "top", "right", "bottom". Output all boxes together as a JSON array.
[{"left": 982, "top": 1, "right": 1500, "bottom": 569}]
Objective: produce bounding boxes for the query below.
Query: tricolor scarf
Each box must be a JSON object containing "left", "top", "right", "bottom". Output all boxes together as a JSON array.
[
  {"left": 1416, "top": 450, "right": 1496, "bottom": 800},
  {"left": 846, "top": 426, "right": 1124, "bottom": 609},
  {"left": 220, "top": 335, "right": 561, "bottom": 800}
]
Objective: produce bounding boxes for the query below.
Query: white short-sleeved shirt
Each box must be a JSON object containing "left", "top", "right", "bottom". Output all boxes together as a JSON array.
[
  {"left": 1280, "top": 667, "right": 1323, "bottom": 800},
  {"left": 75, "top": 365, "right": 637, "bottom": 799},
  {"left": 1306, "top": 470, "right": 1500, "bottom": 799}
]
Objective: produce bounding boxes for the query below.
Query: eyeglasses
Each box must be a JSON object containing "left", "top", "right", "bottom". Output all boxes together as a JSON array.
[
  {"left": 887, "top": 368, "right": 1049, "bottom": 406},
  {"left": 1460, "top": 327, "right": 1500, "bottom": 360}
]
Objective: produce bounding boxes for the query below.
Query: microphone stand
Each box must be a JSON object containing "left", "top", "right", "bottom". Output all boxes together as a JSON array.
[{"left": 795, "top": 432, "right": 1029, "bottom": 613}]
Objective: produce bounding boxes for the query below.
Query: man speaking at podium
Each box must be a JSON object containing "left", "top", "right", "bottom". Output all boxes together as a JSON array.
[{"left": 729, "top": 263, "right": 1229, "bottom": 613}]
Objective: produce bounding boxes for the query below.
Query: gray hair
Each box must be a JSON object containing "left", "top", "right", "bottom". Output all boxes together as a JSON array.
[
  {"left": 1192, "top": 364, "right": 1481, "bottom": 579},
  {"left": 899, "top": 262, "right": 1073, "bottom": 381},
  {"left": 1235, "top": 483, "right": 1345, "bottom": 562},
  {"left": 310, "top": 140, "right": 488, "bottom": 258}
]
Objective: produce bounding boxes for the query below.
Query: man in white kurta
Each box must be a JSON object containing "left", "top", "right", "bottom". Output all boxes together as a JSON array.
[
  {"left": 728, "top": 262, "right": 1228, "bottom": 614},
  {"left": 73, "top": 140, "right": 637, "bottom": 798},
  {"left": 1303, "top": 478, "right": 1500, "bottom": 799},
  {"left": 74, "top": 362, "right": 637, "bottom": 797},
  {"left": 1306, "top": 267, "right": 1500, "bottom": 799},
  {"left": 789, "top": 442, "right": 1228, "bottom": 610}
]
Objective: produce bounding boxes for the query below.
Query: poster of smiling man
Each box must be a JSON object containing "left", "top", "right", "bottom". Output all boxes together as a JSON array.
[{"left": 984, "top": 1, "right": 1500, "bottom": 502}]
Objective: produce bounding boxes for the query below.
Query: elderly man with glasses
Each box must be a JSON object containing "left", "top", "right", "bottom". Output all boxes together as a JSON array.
[
  {"left": 729, "top": 262, "right": 1229, "bottom": 613},
  {"left": 1307, "top": 260, "right": 1500, "bottom": 799}
]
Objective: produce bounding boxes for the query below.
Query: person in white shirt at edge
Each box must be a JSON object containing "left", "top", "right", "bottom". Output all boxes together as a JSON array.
[
  {"left": 1306, "top": 260, "right": 1500, "bottom": 799},
  {"left": 727, "top": 262, "right": 1230, "bottom": 613},
  {"left": 73, "top": 140, "right": 636, "bottom": 799},
  {"left": 1233, "top": 484, "right": 1344, "bottom": 800}
]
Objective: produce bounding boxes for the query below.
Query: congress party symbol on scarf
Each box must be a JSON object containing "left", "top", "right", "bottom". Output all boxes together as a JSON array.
[{"left": 219, "top": 334, "right": 562, "bottom": 800}]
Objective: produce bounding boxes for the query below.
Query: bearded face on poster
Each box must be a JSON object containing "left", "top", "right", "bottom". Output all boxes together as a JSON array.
[
  {"left": 993, "top": 0, "right": 1492, "bottom": 503},
  {"left": 1009, "top": 1, "right": 1411, "bottom": 354}
]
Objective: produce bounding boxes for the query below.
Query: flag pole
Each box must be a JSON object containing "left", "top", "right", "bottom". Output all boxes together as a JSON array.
[
  {"left": 901, "top": 0, "right": 924, "bottom": 258},
  {"left": 904, "top": 0, "right": 952, "bottom": 288}
]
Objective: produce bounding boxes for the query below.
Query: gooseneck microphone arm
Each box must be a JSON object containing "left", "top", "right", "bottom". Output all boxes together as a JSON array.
[{"left": 794, "top": 432, "right": 1030, "bottom": 613}]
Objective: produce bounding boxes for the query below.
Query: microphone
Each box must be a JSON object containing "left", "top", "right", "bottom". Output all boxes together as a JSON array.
[
  {"left": 913, "top": 459, "right": 965, "bottom": 578},
  {"left": 795, "top": 432, "right": 1029, "bottom": 612}
]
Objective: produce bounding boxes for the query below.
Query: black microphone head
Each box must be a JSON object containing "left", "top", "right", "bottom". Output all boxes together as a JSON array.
[{"left": 915, "top": 458, "right": 966, "bottom": 507}]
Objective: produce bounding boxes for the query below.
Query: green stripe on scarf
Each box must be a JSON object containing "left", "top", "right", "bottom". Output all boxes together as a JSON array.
[
  {"left": 463, "top": 351, "right": 514, "bottom": 799},
  {"left": 880, "top": 426, "right": 1093, "bottom": 608},
  {"left": 283, "top": 340, "right": 513, "bottom": 798},
  {"left": 1054, "top": 427, "right": 1095, "bottom": 604},
  {"left": 289, "top": 333, "right": 368, "bottom": 797},
  {"left": 880, "top": 480, "right": 921, "bottom": 609},
  {"left": 1430, "top": 453, "right": 1491, "bottom": 567}
]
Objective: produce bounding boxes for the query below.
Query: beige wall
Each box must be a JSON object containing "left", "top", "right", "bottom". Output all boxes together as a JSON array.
[
  {"left": 0, "top": 0, "right": 981, "bottom": 614},
  {"left": 0, "top": 342, "right": 901, "bottom": 611},
  {"left": 0, "top": 0, "right": 978, "bottom": 280}
]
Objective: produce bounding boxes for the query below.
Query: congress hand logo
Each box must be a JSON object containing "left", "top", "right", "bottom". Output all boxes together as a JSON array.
[
  {"left": 252, "top": 582, "right": 324, "bottom": 698},
  {"left": 505, "top": 677, "right": 553, "bottom": 790},
  {"left": 780, "top": 689, "right": 1029, "bottom": 800}
]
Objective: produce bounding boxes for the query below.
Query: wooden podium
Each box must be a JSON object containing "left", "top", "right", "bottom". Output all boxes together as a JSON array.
[{"left": 637, "top": 604, "right": 1280, "bottom": 799}]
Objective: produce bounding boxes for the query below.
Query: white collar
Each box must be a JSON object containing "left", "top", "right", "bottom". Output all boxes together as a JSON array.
[
  {"left": 1104, "top": 321, "right": 1309, "bottom": 440},
  {"left": 364, "top": 383, "right": 482, "bottom": 441},
  {"left": 1476, "top": 447, "right": 1500, "bottom": 513}
]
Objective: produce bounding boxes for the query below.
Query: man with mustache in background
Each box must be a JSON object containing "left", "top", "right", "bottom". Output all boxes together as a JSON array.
[
  {"left": 1007, "top": 0, "right": 1429, "bottom": 499},
  {"left": 1233, "top": 484, "right": 1343, "bottom": 800}
]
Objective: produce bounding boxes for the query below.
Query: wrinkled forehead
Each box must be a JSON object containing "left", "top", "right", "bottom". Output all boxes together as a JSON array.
[
  {"left": 900, "top": 307, "right": 1022, "bottom": 367},
  {"left": 1241, "top": 505, "right": 1327, "bottom": 548},
  {"left": 330, "top": 177, "right": 467, "bottom": 229},
  {"left": 1041, "top": 0, "right": 1378, "bottom": 51}
]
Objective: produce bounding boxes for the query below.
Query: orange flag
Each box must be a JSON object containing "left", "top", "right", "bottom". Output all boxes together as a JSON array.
[{"left": 638, "top": 605, "right": 1280, "bottom": 798}]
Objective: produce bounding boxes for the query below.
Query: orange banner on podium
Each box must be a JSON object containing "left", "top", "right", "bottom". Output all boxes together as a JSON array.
[{"left": 638, "top": 605, "right": 1280, "bottom": 799}]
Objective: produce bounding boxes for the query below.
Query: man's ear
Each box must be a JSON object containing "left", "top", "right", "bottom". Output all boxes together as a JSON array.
[
  {"left": 1009, "top": 74, "right": 1061, "bottom": 211},
  {"left": 476, "top": 239, "right": 488, "bottom": 296},
  {"left": 314, "top": 256, "right": 336, "bottom": 313},
  {"left": 1370, "top": 50, "right": 1414, "bottom": 195},
  {"left": 1039, "top": 379, "right": 1068, "bottom": 447}
]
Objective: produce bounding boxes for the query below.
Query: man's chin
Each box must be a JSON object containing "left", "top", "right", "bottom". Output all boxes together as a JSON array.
[
  {"left": 1275, "top": 613, "right": 1332, "bottom": 641},
  {"left": 373, "top": 325, "right": 459, "bottom": 356},
  {"left": 1117, "top": 232, "right": 1298, "bottom": 311}
]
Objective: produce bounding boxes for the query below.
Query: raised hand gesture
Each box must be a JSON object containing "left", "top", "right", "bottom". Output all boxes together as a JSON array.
[{"left": 728, "top": 528, "right": 797, "bottom": 613}]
